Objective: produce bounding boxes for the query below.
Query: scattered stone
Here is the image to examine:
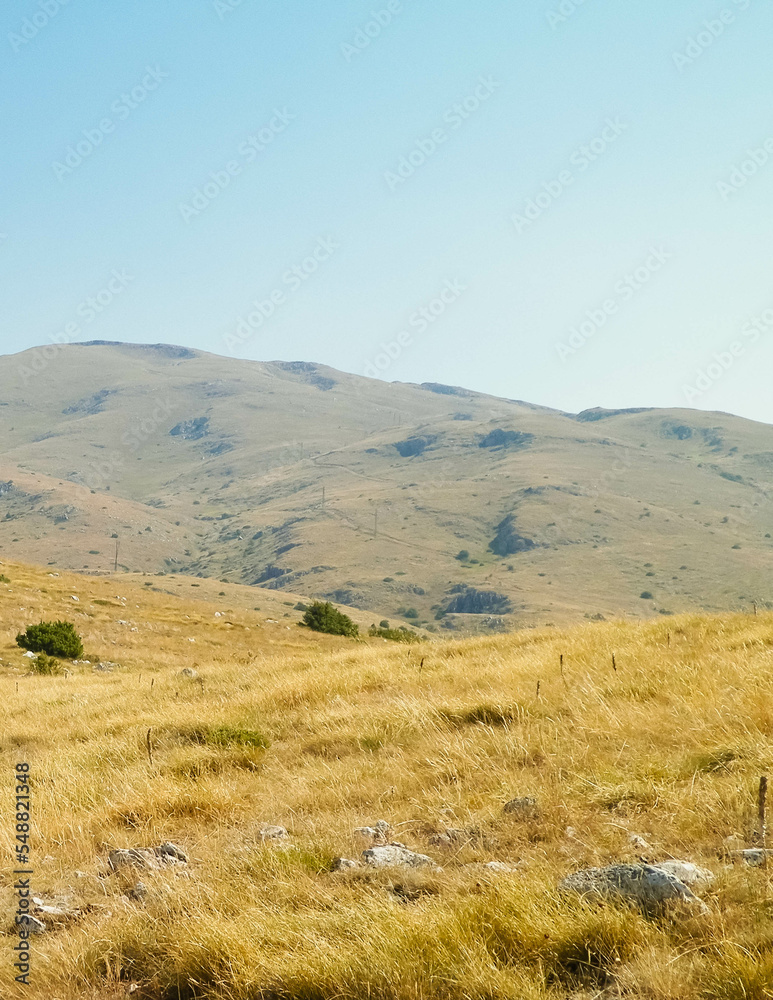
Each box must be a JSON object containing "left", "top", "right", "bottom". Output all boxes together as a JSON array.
[
  {"left": 628, "top": 833, "right": 652, "bottom": 851},
  {"left": 93, "top": 661, "right": 118, "bottom": 672},
  {"left": 180, "top": 667, "right": 198, "bottom": 678},
  {"left": 23, "top": 651, "right": 36, "bottom": 659},
  {"left": 25, "top": 915, "right": 46, "bottom": 935},
  {"left": 731, "top": 848, "right": 773, "bottom": 867},
  {"left": 483, "top": 861, "right": 517, "bottom": 872},
  {"left": 559, "top": 864, "right": 708, "bottom": 915},
  {"left": 70, "top": 595, "right": 79, "bottom": 602},
  {"left": 503, "top": 796, "right": 541, "bottom": 820},
  {"left": 127, "top": 882, "right": 147, "bottom": 901},
  {"left": 259, "top": 825, "right": 288, "bottom": 841},
  {"left": 108, "top": 843, "right": 188, "bottom": 872},
  {"left": 156, "top": 842, "right": 188, "bottom": 863},
  {"left": 362, "top": 844, "right": 438, "bottom": 869},
  {"left": 331, "top": 857, "right": 360, "bottom": 871},
  {"left": 354, "top": 820, "right": 392, "bottom": 844}
]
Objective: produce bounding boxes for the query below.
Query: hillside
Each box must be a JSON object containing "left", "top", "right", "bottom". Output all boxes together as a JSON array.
[
  {"left": 2, "top": 559, "right": 773, "bottom": 998},
  {"left": 1, "top": 341, "right": 772, "bottom": 630}
]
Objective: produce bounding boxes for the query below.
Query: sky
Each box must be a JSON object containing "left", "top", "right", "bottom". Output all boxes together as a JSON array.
[{"left": 2, "top": 0, "right": 773, "bottom": 424}]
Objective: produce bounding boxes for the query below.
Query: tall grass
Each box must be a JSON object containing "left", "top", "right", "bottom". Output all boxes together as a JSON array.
[{"left": 1, "top": 561, "right": 773, "bottom": 997}]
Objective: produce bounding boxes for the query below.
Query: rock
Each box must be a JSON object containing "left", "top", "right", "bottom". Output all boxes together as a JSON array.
[
  {"left": 93, "top": 662, "right": 117, "bottom": 672},
  {"left": 156, "top": 842, "right": 188, "bottom": 863},
  {"left": 483, "top": 861, "right": 517, "bottom": 872},
  {"left": 32, "top": 897, "right": 74, "bottom": 919},
  {"left": 109, "top": 848, "right": 163, "bottom": 872},
  {"left": 362, "top": 844, "right": 438, "bottom": 869},
  {"left": 731, "top": 848, "right": 773, "bottom": 867},
  {"left": 259, "top": 825, "right": 288, "bottom": 841},
  {"left": 354, "top": 820, "right": 392, "bottom": 844},
  {"left": 70, "top": 595, "right": 79, "bottom": 602},
  {"left": 559, "top": 864, "right": 708, "bottom": 915},
  {"left": 652, "top": 861, "right": 714, "bottom": 890},
  {"left": 331, "top": 857, "right": 360, "bottom": 871},
  {"left": 429, "top": 827, "right": 470, "bottom": 848},
  {"left": 23, "top": 651, "right": 36, "bottom": 659},
  {"left": 24, "top": 915, "right": 46, "bottom": 935},
  {"left": 127, "top": 882, "right": 147, "bottom": 901},
  {"left": 503, "top": 796, "right": 540, "bottom": 820},
  {"left": 628, "top": 833, "right": 652, "bottom": 851},
  {"left": 180, "top": 667, "right": 198, "bottom": 678},
  {"left": 108, "top": 843, "right": 188, "bottom": 872}
]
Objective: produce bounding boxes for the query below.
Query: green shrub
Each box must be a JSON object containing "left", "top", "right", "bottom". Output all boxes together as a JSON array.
[
  {"left": 30, "top": 653, "right": 65, "bottom": 676},
  {"left": 301, "top": 601, "right": 359, "bottom": 637},
  {"left": 404, "top": 608, "right": 419, "bottom": 619},
  {"left": 379, "top": 619, "right": 390, "bottom": 628},
  {"left": 16, "top": 620, "right": 84, "bottom": 659},
  {"left": 0, "top": 573, "right": 9, "bottom": 583},
  {"left": 640, "top": 591, "right": 654, "bottom": 600},
  {"left": 455, "top": 550, "right": 469, "bottom": 561}
]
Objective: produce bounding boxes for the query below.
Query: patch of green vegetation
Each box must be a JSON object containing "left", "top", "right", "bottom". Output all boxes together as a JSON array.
[
  {"left": 16, "top": 620, "right": 83, "bottom": 659},
  {"left": 301, "top": 601, "right": 359, "bottom": 637},
  {"left": 368, "top": 625, "right": 424, "bottom": 644}
]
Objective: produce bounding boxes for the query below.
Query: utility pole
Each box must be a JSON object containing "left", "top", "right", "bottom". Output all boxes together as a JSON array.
[
  {"left": 114, "top": 538, "right": 119, "bottom": 573},
  {"left": 374, "top": 508, "right": 378, "bottom": 538},
  {"left": 322, "top": 486, "right": 326, "bottom": 504}
]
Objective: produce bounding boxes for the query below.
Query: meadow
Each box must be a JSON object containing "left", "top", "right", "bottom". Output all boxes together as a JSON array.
[{"left": 2, "top": 560, "right": 773, "bottom": 998}]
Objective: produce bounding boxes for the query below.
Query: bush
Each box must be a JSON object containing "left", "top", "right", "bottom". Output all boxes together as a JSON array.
[
  {"left": 0, "top": 573, "right": 9, "bottom": 583},
  {"left": 404, "top": 608, "right": 419, "bottom": 619},
  {"left": 455, "top": 550, "right": 469, "bottom": 562},
  {"left": 30, "top": 653, "right": 65, "bottom": 676},
  {"left": 379, "top": 619, "right": 390, "bottom": 628},
  {"left": 301, "top": 601, "right": 359, "bottom": 637},
  {"left": 640, "top": 591, "right": 654, "bottom": 600},
  {"left": 16, "top": 620, "right": 84, "bottom": 659}
]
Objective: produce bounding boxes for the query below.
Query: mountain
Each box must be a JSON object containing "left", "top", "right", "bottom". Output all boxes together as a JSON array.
[{"left": 1, "top": 341, "right": 772, "bottom": 630}]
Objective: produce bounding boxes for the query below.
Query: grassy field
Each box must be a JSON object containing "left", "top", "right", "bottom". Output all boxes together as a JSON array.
[{"left": 2, "top": 560, "right": 773, "bottom": 997}]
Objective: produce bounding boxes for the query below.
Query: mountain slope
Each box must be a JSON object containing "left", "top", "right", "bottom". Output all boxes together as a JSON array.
[{"left": 1, "top": 341, "right": 772, "bottom": 629}]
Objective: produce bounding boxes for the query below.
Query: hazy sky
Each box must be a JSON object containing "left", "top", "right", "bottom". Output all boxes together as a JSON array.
[{"left": 3, "top": 0, "right": 773, "bottom": 423}]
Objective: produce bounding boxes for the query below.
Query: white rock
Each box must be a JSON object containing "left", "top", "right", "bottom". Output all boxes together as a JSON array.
[
  {"left": 362, "top": 844, "right": 437, "bottom": 869},
  {"left": 652, "top": 861, "right": 714, "bottom": 890}
]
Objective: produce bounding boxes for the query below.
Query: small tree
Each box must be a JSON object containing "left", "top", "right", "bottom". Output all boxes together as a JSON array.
[
  {"left": 301, "top": 601, "right": 359, "bottom": 637},
  {"left": 16, "top": 620, "right": 84, "bottom": 659}
]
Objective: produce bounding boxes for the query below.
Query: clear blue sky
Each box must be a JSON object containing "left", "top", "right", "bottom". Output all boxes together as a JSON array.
[{"left": 3, "top": 0, "right": 773, "bottom": 423}]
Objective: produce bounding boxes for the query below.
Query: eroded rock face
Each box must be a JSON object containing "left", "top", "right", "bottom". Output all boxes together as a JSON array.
[
  {"left": 559, "top": 863, "right": 708, "bottom": 915},
  {"left": 362, "top": 844, "right": 437, "bottom": 869}
]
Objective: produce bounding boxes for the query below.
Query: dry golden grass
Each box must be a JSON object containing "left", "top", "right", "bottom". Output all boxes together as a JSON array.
[{"left": 2, "top": 560, "right": 773, "bottom": 998}]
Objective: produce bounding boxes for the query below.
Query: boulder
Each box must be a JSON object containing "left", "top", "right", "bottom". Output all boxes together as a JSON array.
[
  {"left": 362, "top": 843, "right": 437, "bottom": 869},
  {"left": 108, "top": 842, "right": 188, "bottom": 872},
  {"left": 559, "top": 863, "right": 708, "bottom": 915}
]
